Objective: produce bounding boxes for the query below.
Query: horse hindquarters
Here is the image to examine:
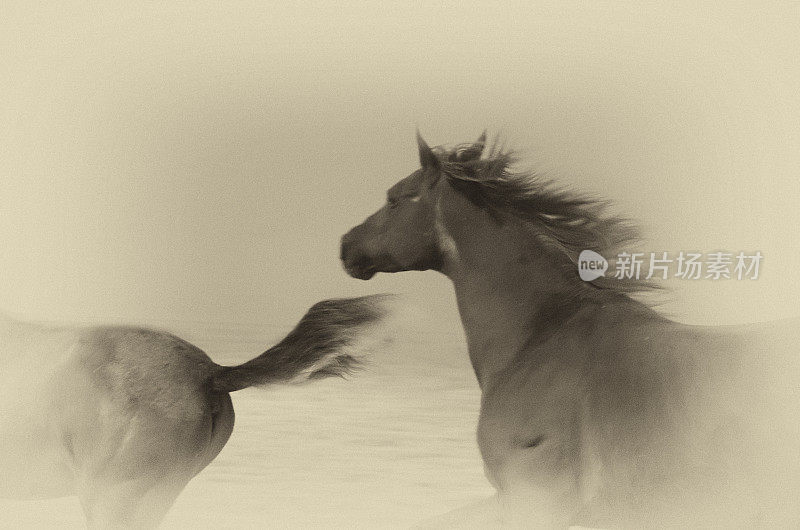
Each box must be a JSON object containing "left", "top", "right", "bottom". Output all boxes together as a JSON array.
[
  {"left": 75, "top": 392, "right": 235, "bottom": 530},
  {"left": 49, "top": 329, "right": 233, "bottom": 529}
]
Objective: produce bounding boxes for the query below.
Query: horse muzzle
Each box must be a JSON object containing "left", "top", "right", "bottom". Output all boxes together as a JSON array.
[{"left": 340, "top": 231, "right": 378, "bottom": 280}]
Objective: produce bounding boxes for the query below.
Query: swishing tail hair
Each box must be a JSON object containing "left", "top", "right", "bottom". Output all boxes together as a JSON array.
[{"left": 210, "top": 295, "right": 390, "bottom": 393}]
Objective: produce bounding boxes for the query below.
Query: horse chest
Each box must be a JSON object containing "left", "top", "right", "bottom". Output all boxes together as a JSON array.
[{"left": 476, "top": 362, "right": 583, "bottom": 491}]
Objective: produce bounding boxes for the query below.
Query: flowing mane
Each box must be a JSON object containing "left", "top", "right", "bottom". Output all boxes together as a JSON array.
[{"left": 432, "top": 138, "right": 654, "bottom": 293}]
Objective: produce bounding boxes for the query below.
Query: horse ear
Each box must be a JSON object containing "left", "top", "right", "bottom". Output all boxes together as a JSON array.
[
  {"left": 475, "top": 131, "right": 487, "bottom": 153},
  {"left": 454, "top": 131, "right": 487, "bottom": 162},
  {"left": 416, "top": 130, "right": 439, "bottom": 169}
]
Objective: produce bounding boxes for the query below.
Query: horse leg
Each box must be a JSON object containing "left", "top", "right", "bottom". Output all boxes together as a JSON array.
[
  {"left": 75, "top": 393, "right": 234, "bottom": 529},
  {"left": 490, "top": 442, "right": 581, "bottom": 529},
  {"left": 497, "top": 483, "right": 575, "bottom": 529},
  {"left": 78, "top": 473, "right": 192, "bottom": 529}
]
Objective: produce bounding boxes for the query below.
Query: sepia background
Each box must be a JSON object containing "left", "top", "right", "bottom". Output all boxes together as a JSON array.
[{"left": 2, "top": 1, "right": 799, "bottom": 528}]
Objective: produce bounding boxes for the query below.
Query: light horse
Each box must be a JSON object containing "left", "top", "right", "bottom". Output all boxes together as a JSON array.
[
  {"left": 340, "top": 132, "right": 800, "bottom": 528},
  {"left": 0, "top": 295, "right": 387, "bottom": 528}
]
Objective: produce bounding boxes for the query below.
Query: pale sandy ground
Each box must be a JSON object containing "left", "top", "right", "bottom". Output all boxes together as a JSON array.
[{"left": 0, "top": 322, "right": 495, "bottom": 529}]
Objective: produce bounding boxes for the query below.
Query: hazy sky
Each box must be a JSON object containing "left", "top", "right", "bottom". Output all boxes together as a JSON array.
[{"left": 2, "top": 2, "right": 799, "bottom": 329}]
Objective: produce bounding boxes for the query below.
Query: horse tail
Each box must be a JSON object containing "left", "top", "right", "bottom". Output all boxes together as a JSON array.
[{"left": 209, "top": 295, "right": 391, "bottom": 393}]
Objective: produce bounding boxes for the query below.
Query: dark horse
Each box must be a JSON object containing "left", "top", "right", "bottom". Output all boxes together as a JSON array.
[
  {"left": 0, "top": 296, "right": 387, "bottom": 528},
  {"left": 341, "top": 133, "right": 800, "bottom": 528}
]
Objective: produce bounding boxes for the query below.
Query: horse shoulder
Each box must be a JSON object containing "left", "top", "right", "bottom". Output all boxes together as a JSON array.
[
  {"left": 475, "top": 339, "right": 590, "bottom": 526},
  {"left": 478, "top": 339, "right": 585, "bottom": 476}
]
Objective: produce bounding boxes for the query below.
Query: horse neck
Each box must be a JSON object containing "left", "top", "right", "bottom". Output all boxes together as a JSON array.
[
  {"left": 451, "top": 277, "right": 585, "bottom": 389},
  {"left": 437, "top": 190, "right": 589, "bottom": 388}
]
